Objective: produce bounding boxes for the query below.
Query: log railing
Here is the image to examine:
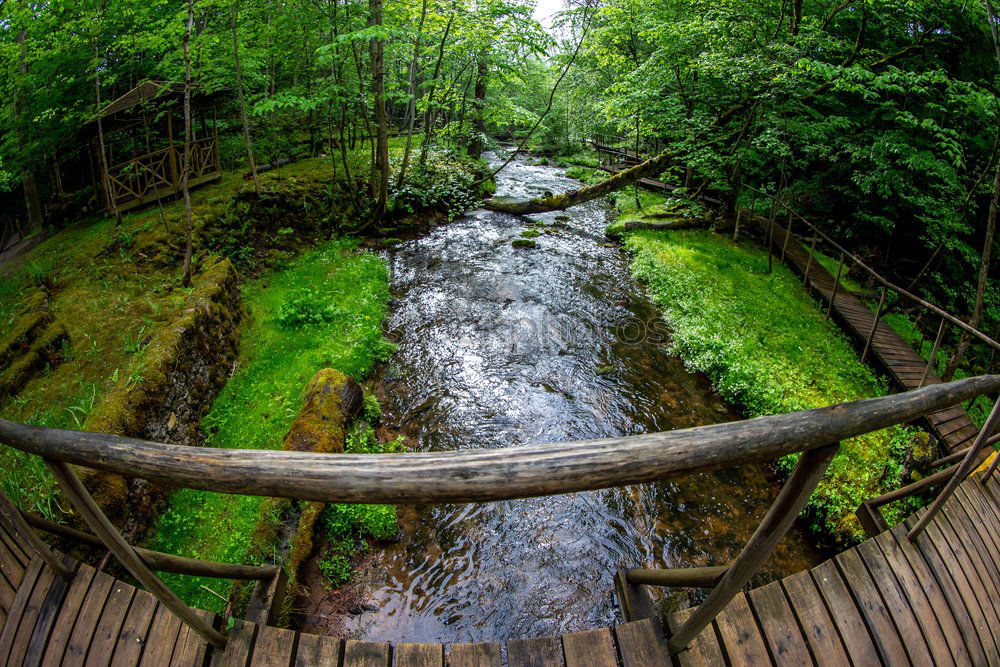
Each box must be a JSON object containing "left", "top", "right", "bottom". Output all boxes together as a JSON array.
[
  {"left": 106, "top": 136, "right": 220, "bottom": 207},
  {"left": 737, "top": 183, "right": 1000, "bottom": 357},
  {"left": 1, "top": 375, "right": 999, "bottom": 654}
]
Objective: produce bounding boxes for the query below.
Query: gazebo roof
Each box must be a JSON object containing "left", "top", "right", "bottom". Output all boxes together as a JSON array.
[{"left": 86, "top": 80, "right": 215, "bottom": 127}]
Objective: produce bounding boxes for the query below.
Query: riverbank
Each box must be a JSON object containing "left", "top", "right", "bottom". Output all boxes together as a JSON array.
[
  {"left": 0, "top": 142, "right": 488, "bottom": 613},
  {"left": 556, "top": 169, "right": 930, "bottom": 545}
]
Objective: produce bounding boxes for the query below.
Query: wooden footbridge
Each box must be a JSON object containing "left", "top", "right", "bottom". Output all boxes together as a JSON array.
[{"left": 1, "top": 369, "right": 1000, "bottom": 665}]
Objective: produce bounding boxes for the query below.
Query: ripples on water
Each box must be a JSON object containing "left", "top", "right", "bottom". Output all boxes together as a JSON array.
[{"left": 326, "top": 153, "right": 822, "bottom": 643}]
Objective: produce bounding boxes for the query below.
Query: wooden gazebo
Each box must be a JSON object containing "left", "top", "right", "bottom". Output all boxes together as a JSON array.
[{"left": 86, "top": 80, "right": 223, "bottom": 213}]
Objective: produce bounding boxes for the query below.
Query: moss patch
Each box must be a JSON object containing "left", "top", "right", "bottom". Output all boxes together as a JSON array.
[{"left": 624, "top": 228, "right": 927, "bottom": 544}]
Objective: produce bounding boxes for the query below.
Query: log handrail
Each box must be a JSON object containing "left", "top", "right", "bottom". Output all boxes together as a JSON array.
[
  {"left": 1, "top": 376, "right": 998, "bottom": 505},
  {"left": 739, "top": 183, "right": 1000, "bottom": 355},
  {"left": 3, "top": 375, "right": 1000, "bottom": 655}
]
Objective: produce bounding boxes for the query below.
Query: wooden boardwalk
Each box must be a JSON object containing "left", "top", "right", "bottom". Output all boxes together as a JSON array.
[
  {"left": 2, "top": 471, "right": 999, "bottom": 664},
  {"left": 756, "top": 217, "right": 982, "bottom": 455}
]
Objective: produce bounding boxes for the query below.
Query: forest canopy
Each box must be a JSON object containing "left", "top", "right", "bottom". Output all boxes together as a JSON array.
[{"left": 1, "top": 0, "right": 998, "bottom": 353}]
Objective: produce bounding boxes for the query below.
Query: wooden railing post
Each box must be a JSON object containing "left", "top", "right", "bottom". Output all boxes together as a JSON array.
[
  {"left": 767, "top": 192, "right": 779, "bottom": 273},
  {"left": 908, "top": 396, "right": 1000, "bottom": 541},
  {"left": 803, "top": 233, "right": 818, "bottom": 285},
  {"left": 0, "top": 490, "right": 74, "bottom": 580},
  {"left": 919, "top": 318, "right": 947, "bottom": 389},
  {"left": 780, "top": 211, "right": 793, "bottom": 264},
  {"left": 826, "top": 252, "right": 845, "bottom": 321},
  {"left": 861, "top": 286, "right": 889, "bottom": 364},
  {"left": 667, "top": 443, "right": 837, "bottom": 654},
  {"left": 44, "top": 459, "right": 227, "bottom": 650}
]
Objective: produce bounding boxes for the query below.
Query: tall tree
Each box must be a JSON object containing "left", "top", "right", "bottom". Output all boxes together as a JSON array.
[
  {"left": 368, "top": 0, "right": 388, "bottom": 224},
  {"left": 15, "top": 28, "right": 44, "bottom": 232},
  {"left": 231, "top": 0, "right": 260, "bottom": 193},
  {"left": 397, "top": 0, "right": 429, "bottom": 187},
  {"left": 180, "top": 0, "right": 196, "bottom": 287}
]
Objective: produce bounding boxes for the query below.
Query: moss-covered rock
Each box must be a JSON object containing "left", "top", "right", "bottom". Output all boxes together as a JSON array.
[
  {"left": 283, "top": 369, "right": 362, "bottom": 454},
  {"left": 0, "top": 320, "right": 68, "bottom": 399},
  {"left": 81, "top": 256, "right": 244, "bottom": 532},
  {"left": 512, "top": 239, "right": 538, "bottom": 249},
  {"left": 250, "top": 368, "right": 363, "bottom": 602}
]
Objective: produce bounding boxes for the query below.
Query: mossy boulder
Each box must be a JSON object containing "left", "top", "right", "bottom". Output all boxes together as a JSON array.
[
  {"left": 512, "top": 239, "right": 538, "bottom": 249},
  {"left": 252, "top": 368, "right": 363, "bottom": 601},
  {"left": 282, "top": 369, "right": 363, "bottom": 454}
]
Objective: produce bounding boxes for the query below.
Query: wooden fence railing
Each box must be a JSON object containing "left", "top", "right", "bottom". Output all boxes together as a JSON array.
[
  {"left": 106, "top": 136, "right": 220, "bottom": 208},
  {"left": 1, "top": 375, "right": 999, "bottom": 653}
]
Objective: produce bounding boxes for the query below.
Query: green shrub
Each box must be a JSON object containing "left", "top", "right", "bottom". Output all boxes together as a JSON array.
[
  {"left": 363, "top": 392, "right": 382, "bottom": 422},
  {"left": 275, "top": 288, "right": 343, "bottom": 328},
  {"left": 318, "top": 551, "right": 353, "bottom": 587},
  {"left": 322, "top": 503, "right": 399, "bottom": 542}
]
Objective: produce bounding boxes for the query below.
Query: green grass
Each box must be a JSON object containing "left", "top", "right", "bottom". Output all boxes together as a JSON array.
[
  {"left": 147, "top": 237, "right": 393, "bottom": 612},
  {"left": 624, "top": 228, "right": 925, "bottom": 544}
]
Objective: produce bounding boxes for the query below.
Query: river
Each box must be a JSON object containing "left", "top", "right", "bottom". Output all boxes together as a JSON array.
[{"left": 310, "top": 153, "right": 822, "bottom": 643}]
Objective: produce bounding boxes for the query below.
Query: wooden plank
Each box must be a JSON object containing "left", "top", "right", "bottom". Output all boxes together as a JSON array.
[
  {"left": 393, "top": 642, "right": 443, "bottom": 667},
  {"left": 810, "top": 560, "right": 880, "bottom": 666},
  {"left": 138, "top": 605, "right": 184, "bottom": 667},
  {"left": 0, "top": 528, "right": 26, "bottom": 588},
  {"left": 0, "top": 559, "right": 43, "bottom": 666},
  {"left": 889, "top": 522, "right": 984, "bottom": 666},
  {"left": 248, "top": 624, "right": 296, "bottom": 667},
  {"left": 933, "top": 502, "right": 1000, "bottom": 640},
  {"left": 342, "top": 639, "right": 390, "bottom": 667},
  {"left": 872, "top": 529, "right": 961, "bottom": 666},
  {"left": 665, "top": 608, "right": 725, "bottom": 667},
  {"left": 780, "top": 570, "right": 848, "bottom": 667},
  {"left": 507, "top": 637, "right": 564, "bottom": 667},
  {"left": 171, "top": 609, "right": 215, "bottom": 667},
  {"left": 746, "top": 580, "right": 811, "bottom": 666},
  {"left": 0, "top": 523, "right": 31, "bottom": 567},
  {"left": 86, "top": 581, "right": 136, "bottom": 666},
  {"left": 961, "top": 480, "right": 1000, "bottom": 536},
  {"left": 446, "top": 642, "right": 501, "bottom": 667},
  {"left": 922, "top": 509, "right": 1000, "bottom": 650},
  {"left": 292, "top": 633, "right": 341, "bottom": 667},
  {"left": 905, "top": 515, "right": 1000, "bottom": 663},
  {"left": 62, "top": 571, "right": 115, "bottom": 667},
  {"left": 110, "top": 592, "right": 158, "bottom": 667},
  {"left": 560, "top": 628, "right": 616, "bottom": 667},
  {"left": 209, "top": 619, "right": 256, "bottom": 667},
  {"left": 950, "top": 487, "right": 1000, "bottom": 586},
  {"left": 713, "top": 592, "right": 771, "bottom": 665},
  {"left": 613, "top": 618, "right": 669, "bottom": 667},
  {"left": 8, "top": 564, "right": 59, "bottom": 667},
  {"left": 849, "top": 540, "right": 933, "bottom": 666},
  {"left": 23, "top": 560, "right": 74, "bottom": 667},
  {"left": 39, "top": 564, "right": 97, "bottom": 667},
  {"left": 0, "top": 576, "right": 15, "bottom": 616}
]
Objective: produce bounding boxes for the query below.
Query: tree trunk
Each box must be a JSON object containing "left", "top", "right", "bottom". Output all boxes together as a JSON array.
[
  {"left": 231, "top": 0, "right": 259, "bottom": 192},
  {"left": 397, "top": 0, "right": 428, "bottom": 187},
  {"left": 181, "top": 0, "right": 196, "bottom": 287},
  {"left": 15, "top": 29, "right": 44, "bottom": 232},
  {"left": 468, "top": 56, "right": 488, "bottom": 157},
  {"left": 942, "top": 0, "right": 1000, "bottom": 379},
  {"left": 418, "top": 12, "right": 455, "bottom": 168},
  {"left": 368, "top": 0, "right": 389, "bottom": 224}
]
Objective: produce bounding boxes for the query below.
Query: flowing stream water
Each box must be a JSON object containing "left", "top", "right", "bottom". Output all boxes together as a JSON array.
[{"left": 318, "top": 153, "right": 822, "bottom": 643}]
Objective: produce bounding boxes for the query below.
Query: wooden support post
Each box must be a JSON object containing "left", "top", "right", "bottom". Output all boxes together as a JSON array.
[
  {"left": 861, "top": 286, "right": 889, "bottom": 364},
  {"left": 767, "top": 194, "right": 778, "bottom": 274},
  {"left": 826, "top": 252, "right": 845, "bottom": 321},
  {"left": 167, "top": 112, "right": 179, "bottom": 188},
  {"left": 780, "top": 212, "right": 793, "bottom": 264},
  {"left": 733, "top": 209, "right": 743, "bottom": 242},
  {"left": 44, "top": 459, "right": 227, "bottom": 650},
  {"left": 919, "top": 318, "right": 947, "bottom": 389},
  {"left": 667, "top": 443, "right": 837, "bottom": 654},
  {"left": 803, "top": 233, "right": 818, "bottom": 285},
  {"left": 909, "top": 396, "right": 1000, "bottom": 541},
  {"left": 0, "top": 490, "right": 74, "bottom": 580},
  {"left": 855, "top": 500, "right": 889, "bottom": 538}
]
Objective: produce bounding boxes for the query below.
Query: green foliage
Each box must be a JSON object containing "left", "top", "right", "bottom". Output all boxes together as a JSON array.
[
  {"left": 275, "top": 289, "right": 343, "bottom": 328},
  {"left": 362, "top": 391, "right": 382, "bottom": 423},
  {"left": 318, "top": 550, "right": 353, "bottom": 587},
  {"left": 625, "top": 227, "right": 927, "bottom": 543}
]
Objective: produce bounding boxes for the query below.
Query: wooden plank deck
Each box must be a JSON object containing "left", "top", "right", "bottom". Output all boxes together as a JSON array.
[
  {"left": 754, "top": 215, "right": 981, "bottom": 454},
  {"left": 3, "top": 474, "right": 1000, "bottom": 665}
]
